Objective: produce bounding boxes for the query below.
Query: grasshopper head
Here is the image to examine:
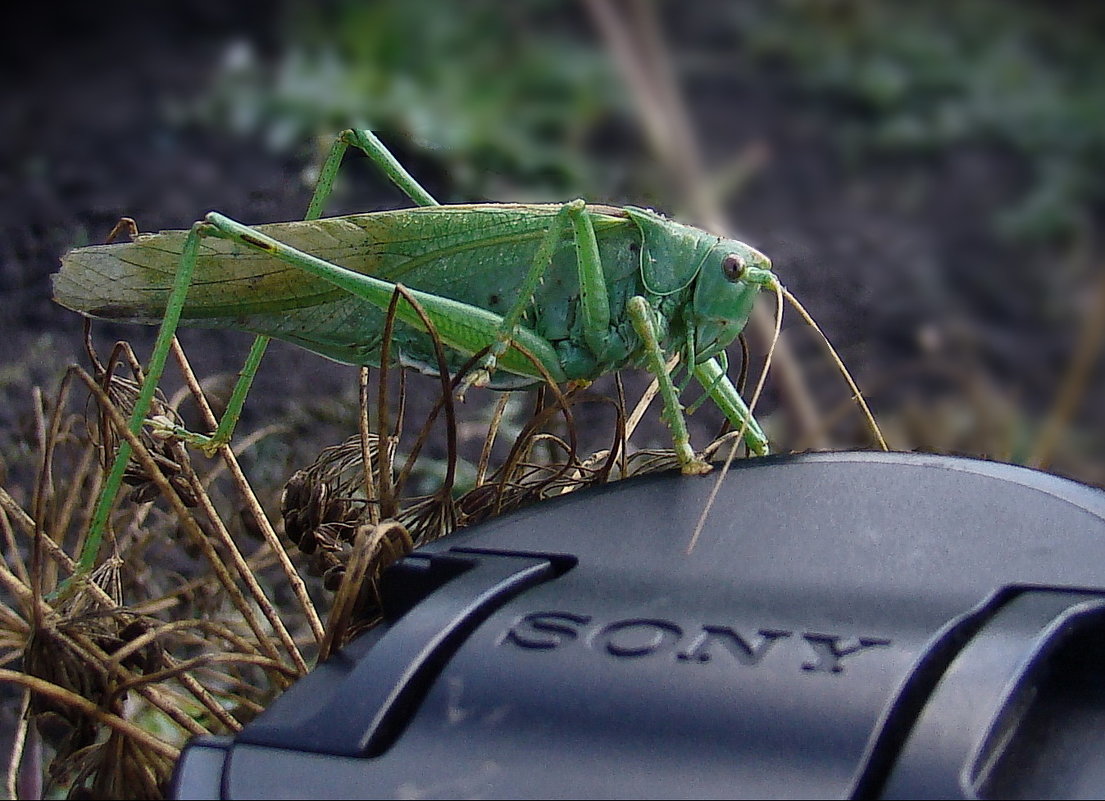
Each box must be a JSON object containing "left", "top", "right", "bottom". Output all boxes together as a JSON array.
[{"left": 691, "top": 239, "right": 775, "bottom": 362}]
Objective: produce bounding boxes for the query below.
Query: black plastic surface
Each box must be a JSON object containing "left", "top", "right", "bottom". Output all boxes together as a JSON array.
[
  {"left": 170, "top": 451, "right": 1105, "bottom": 799},
  {"left": 238, "top": 551, "right": 556, "bottom": 757}
]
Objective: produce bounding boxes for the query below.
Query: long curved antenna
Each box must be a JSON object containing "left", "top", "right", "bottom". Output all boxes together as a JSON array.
[{"left": 781, "top": 286, "right": 888, "bottom": 452}]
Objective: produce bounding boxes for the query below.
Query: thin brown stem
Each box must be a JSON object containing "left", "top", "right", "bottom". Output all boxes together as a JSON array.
[{"left": 170, "top": 338, "right": 324, "bottom": 648}]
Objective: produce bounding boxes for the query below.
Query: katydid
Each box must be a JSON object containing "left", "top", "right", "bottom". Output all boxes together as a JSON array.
[{"left": 54, "top": 129, "right": 776, "bottom": 495}]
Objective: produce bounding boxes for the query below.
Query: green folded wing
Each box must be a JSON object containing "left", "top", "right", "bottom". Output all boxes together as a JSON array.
[{"left": 54, "top": 203, "right": 636, "bottom": 379}]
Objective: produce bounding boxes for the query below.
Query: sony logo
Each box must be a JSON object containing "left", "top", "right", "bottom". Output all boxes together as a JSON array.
[{"left": 501, "top": 611, "right": 891, "bottom": 674}]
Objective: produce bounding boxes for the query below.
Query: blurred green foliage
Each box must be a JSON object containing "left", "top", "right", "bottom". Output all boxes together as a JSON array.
[
  {"left": 193, "top": 0, "right": 631, "bottom": 201},
  {"left": 192, "top": 0, "right": 1104, "bottom": 245},
  {"left": 735, "top": 0, "right": 1105, "bottom": 243}
]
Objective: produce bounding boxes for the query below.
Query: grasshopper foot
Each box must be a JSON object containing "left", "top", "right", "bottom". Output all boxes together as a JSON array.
[
  {"left": 681, "top": 459, "right": 714, "bottom": 476},
  {"left": 455, "top": 369, "right": 488, "bottom": 402},
  {"left": 457, "top": 353, "right": 499, "bottom": 399},
  {"left": 674, "top": 440, "right": 713, "bottom": 475},
  {"left": 149, "top": 416, "right": 227, "bottom": 457}
]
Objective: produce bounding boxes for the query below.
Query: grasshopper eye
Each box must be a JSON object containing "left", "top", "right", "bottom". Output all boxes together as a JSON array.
[{"left": 721, "top": 253, "right": 747, "bottom": 282}]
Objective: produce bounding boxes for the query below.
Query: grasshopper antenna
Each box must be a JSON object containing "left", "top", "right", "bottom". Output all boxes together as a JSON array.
[
  {"left": 687, "top": 277, "right": 889, "bottom": 554},
  {"left": 687, "top": 279, "right": 784, "bottom": 554},
  {"left": 780, "top": 286, "right": 888, "bottom": 452}
]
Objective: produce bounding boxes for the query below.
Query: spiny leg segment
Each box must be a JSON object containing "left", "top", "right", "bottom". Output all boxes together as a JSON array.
[{"left": 692, "top": 358, "right": 769, "bottom": 457}]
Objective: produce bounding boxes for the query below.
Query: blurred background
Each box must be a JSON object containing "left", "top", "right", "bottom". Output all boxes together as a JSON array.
[{"left": 2, "top": 0, "right": 1104, "bottom": 489}]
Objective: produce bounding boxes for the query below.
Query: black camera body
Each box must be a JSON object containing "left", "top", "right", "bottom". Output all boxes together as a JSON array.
[{"left": 172, "top": 452, "right": 1105, "bottom": 799}]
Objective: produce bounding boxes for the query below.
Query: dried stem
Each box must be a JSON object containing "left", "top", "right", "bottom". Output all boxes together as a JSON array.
[
  {"left": 169, "top": 339, "right": 324, "bottom": 649},
  {"left": 70, "top": 365, "right": 300, "bottom": 676},
  {"left": 0, "top": 669, "right": 179, "bottom": 761}
]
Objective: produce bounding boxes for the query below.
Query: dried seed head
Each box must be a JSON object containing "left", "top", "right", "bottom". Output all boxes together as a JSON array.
[
  {"left": 280, "top": 470, "right": 310, "bottom": 518},
  {"left": 323, "top": 565, "right": 346, "bottom": 592},
  {"left": 307, "top": 549, "right": 342, "bottom": 578},
  {"left": 305, "top": 482, "right": 330, "bottom": 531},
  {"left": 114, "top": 618, "right": 167, "bottom": 674},
  {"left": 128, "top": 482, "right": 161, "bottom": 505},
  {"left": 297, "top": 528, "right": 319, "bottom": 555},
  {"left": 169, "top": 474, "right": 199, "bottom": 507},
  {"left": 322, "top": 496, "right": 355, "bottom": 526}
]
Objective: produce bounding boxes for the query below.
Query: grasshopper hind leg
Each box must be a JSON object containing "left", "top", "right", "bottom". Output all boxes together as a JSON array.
[
  {"left": 168, "top": 128, "right": 444, "bottom": 453},
  {"left": 191, "top": 130, "right": 444, "bottom": 451},
  {"left": 314, "top": 129, "right": 440, "bottom": 212},
  {"left": 78, "top": 130, "right": 442, "bottom": 582}
]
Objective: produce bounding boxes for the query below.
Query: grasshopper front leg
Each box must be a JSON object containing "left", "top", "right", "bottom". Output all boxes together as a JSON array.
[
  {"left": 522, "top": 201, "right": 717, "bottom": 474},
  {"left": 568, "top": 203, "right": 715, "bottom": 474},
  {"left": 692, "top": 357, "right": 770, "bottom": 456},
  {"left": 568, "top": 200, "right": 769, "bottom": 470}
]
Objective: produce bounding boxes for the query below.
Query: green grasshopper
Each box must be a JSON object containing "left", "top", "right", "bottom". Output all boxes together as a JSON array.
[
  {"left": 55, "top": 129, "right": 777, "bottom": 474},
  {"left": 52, "top": 129, "right": 781, "bottom": 584}
]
